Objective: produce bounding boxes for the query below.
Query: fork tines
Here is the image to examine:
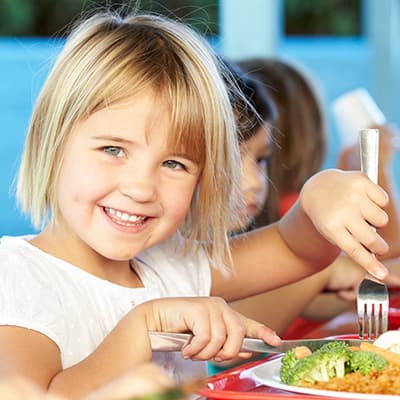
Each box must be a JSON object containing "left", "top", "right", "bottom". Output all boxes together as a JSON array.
[{"left": 357, "top": 278, "right": 389, "bottom": 340}]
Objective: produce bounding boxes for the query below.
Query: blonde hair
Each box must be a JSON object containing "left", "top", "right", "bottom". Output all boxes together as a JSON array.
[{"left": 16, "top": 11, "right": 241, "bottom": 272}]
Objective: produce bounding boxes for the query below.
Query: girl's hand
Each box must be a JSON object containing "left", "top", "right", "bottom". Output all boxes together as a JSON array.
[
  {"left": 140, "top": 296, "right": 281, "bottom": 361},
  {"left": 325, "top": 255, "right": 400, "bottom": 302},
  {"left": 300, "top": 169, "right": 389, "bottom": 279}
]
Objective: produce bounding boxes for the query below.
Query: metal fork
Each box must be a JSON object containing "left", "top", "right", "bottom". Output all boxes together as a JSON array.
[{"left": 357, "top": 128, "right": 389, "bottom": 339}]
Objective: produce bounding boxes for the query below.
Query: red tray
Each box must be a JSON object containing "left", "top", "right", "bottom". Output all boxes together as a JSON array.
[
  {"left": 198, "top": 298, "right": 400, "bottom": 400},
  {"left": 198, "top": 355, "right": 346, "bottom": 400}
]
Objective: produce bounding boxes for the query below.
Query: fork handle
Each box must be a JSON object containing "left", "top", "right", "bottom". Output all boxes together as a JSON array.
[
  {"left": 359, "top": 129, "right": 379, "bottom": 263},
  {"left": 360, "top": 129, "right": 379, "bottom": 184}
]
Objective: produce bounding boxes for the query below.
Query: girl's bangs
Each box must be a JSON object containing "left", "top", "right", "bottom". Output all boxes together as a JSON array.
[{"left": 166, "top": 81, "right": 206, "bottom": 166}]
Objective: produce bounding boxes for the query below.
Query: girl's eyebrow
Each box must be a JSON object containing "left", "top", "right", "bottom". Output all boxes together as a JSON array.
[
  {"left": 90, "top": 135, "right": 133, "bottom": 144},
  {"left": 170, "top": 152, "right": 198, "bottom": 162}
]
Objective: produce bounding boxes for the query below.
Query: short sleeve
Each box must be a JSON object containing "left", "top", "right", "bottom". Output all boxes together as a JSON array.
[{"left": 0, "top": 250, "right": 65, "bottom": 350}]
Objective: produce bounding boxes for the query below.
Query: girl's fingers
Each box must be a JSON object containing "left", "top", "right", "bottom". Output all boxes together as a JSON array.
[
  {"left": 183, "top": 298, "right": 230, "bottom": 360},
  {"left": 360, "top": 199, "right": 389, "bottom": 230},
  {"left": 337, "top": 289, "right": 357, "bottom": 301},
  {"left": 345, "top": 217, "right": 388, "bottom": 256},
  {"left": 181, "top": 321, "right": 213, "bottom": 359},
  {"left": 240, "top": 316, "right": 281, "bottom": 346},
  {"left": 364, "top": 178, "right": 389, "bottom": 207},
  {"left": 359, "top": 188, "right": 389, "bottom": 226},
  {"left": 212, "top": 310, "right": 246, "bottom": 361},
  {"left": 333, "top": 229, "right": 388, "bottom": 280},
  {"left": 189, "top": 317, "right": 227, "bottom": 361}
]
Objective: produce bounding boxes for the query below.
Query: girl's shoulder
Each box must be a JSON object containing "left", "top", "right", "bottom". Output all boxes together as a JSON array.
[
  {"left": 0, "top": 235, "right": 36, "bottom": 265},
  {"left": 0, "top": 235, "right": 56, "bottom": 284},
  {"left": 0, "top": 235, "right": 81, "bottom": 288}
]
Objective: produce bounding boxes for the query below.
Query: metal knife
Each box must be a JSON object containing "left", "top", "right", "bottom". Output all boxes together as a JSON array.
[{"left": 150, "top": 332, "right": 372, "bottom": 353}]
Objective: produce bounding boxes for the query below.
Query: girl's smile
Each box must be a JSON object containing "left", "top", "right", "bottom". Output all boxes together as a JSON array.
[
  {"left": 102, "top": 206, "right": 151, "bottom": 233},
  {"left": 32, "top": 89, "right": 201, "bottom": 277}
]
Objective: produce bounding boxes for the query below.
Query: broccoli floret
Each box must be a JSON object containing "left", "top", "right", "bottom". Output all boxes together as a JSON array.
[
  {"left": 317, "top": 341, "right": 352, "bottom": 379},
  {"left": 349, "top": 351, "right": 388, "bottom": 375},
  {"left": 289, "top": 352, "right": 330, "bottom": 385},
  {"left": 281, "top": 341, "right": 352, "bottom": 386},
  {"left": 280, "top": 349, "right": 298, "bottom": 384}
]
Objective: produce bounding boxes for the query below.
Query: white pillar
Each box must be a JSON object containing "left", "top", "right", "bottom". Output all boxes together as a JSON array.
[
  {"left": 366, "top": 0, "right": 400, "bottom": 123},
  {"left": 219, "top": 0, "right": 281, "bottom": 60}
]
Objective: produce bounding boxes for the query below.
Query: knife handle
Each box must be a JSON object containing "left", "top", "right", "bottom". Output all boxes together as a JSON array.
[{"left": 149, "top": 332, "right": 279, "bottom": 353}]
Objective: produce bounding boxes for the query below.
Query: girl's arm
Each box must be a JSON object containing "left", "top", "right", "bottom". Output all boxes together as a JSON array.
[
  {"left": 212, "top": 169, "right": 389, "bottom": 301},
  {"left": 0, "top": 297, "right": 279, "bottom": 399},
  {"left": 0, "top": 305, "right": 152, "bottom": 399},
  {"left": 230, "top": 266, "right": 333, "bottom": 335}
]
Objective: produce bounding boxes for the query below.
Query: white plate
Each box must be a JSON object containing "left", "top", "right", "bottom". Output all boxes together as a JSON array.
[{"left": 246, "top": 355, "right": 400, "bottom": 399}]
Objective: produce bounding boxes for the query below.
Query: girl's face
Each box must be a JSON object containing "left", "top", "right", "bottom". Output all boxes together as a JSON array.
[
  {"left": 50, "top": 90, "right": 201, "bottom": 267},
  {"left": 235, "top": 124, "right": 271, "bottom": 231}
]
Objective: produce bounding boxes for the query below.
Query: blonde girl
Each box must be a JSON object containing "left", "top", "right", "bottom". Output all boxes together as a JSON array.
[{"left": 0, "top": 10, "right": 390, "bottom": 399}]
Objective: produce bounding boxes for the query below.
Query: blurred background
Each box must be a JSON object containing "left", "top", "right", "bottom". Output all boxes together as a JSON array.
[{"left": 1, "top": 0, "right": 399, "bottom": 236}]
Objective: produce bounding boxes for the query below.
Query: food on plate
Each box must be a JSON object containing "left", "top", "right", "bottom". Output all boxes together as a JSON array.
[
  {"left": 349, "top": 348, "right": 388, "bottom": 374},
  {"left": 360, "top": 341, "right": 400, "bottom": 365},
  {"left": 302, "top": 364, "right": 400, "bottom": 395},
  {"left": 279, "top": 332, "right": 400, "bottom": 394},
  {"left": 373, "top": 330, "right": 400, "bottom": 354},
  {"left": 280, "top": 341, "right": 387, "bottom": 386}
]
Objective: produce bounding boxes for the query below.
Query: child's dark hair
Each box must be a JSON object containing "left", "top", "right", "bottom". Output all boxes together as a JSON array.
[{"left": 221, "top": 59, "right": 277, "bottom": 143}]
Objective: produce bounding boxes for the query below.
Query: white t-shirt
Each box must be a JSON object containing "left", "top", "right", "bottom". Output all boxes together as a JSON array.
[{"left": 0, "top": 234, "right": 211, "bottom": 382}]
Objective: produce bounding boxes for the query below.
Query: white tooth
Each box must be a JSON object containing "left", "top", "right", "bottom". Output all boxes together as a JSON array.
[
  {"left": 121, "top": 213, "right": 129, "bottom": 221},
  {"left": 116, "top": 211, "right": 122, "bottom": 218},
  {"left": 108, "top": 208, "right": 116, "bottom": 215},
  {"left": 129, "top": 215, "right": 137, "bottom": 222}
]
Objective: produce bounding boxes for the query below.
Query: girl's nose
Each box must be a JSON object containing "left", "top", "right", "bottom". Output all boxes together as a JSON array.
[{"left": 119, "top": 170, "right": 157, "bottom": 203}]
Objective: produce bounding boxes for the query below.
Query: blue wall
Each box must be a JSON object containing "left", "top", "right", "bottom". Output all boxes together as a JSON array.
[
  {"left": 1, "top": 38, "right": 63, "bottom": 236},
  {"left": 279, "top": 36, "right": 372, "bottom": 169},
  {"left": 1, "top": 36, "right": 399, "bottom": 236}
]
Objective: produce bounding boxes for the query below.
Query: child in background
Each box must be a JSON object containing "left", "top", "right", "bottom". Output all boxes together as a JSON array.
[
  {"left": 0, "top": 10, "right": 392, "bottom": 399},
  {"left": 209, "top": 59, "right": 400, "bottom": 374},
  {"left": 232, "top": 57, "right": 400, "bottom": 335},
  {"left": 238, "top": 57, "right": 400, "bottom": 253}
]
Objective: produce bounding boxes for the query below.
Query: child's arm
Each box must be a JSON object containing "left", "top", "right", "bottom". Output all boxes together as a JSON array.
[
  {"left": 212, "top": 169, "right": 389, "bottom": 301},
  {"left": 0, "top": 297, "right": 279, "bottom": 399}
]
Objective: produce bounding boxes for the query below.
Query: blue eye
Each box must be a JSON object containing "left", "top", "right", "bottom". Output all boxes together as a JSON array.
[
  {"left": 103, "top": 146, "right": 126, "bottom": 158},
  {"left": 163, "top": 160, "right": 185, "bottom": 170},
  {"left": 258, "top": 156, "right": 269, "bottom": 165},
  {"left": 257, "top": 156, "right": 270, "bottom": 172}
]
